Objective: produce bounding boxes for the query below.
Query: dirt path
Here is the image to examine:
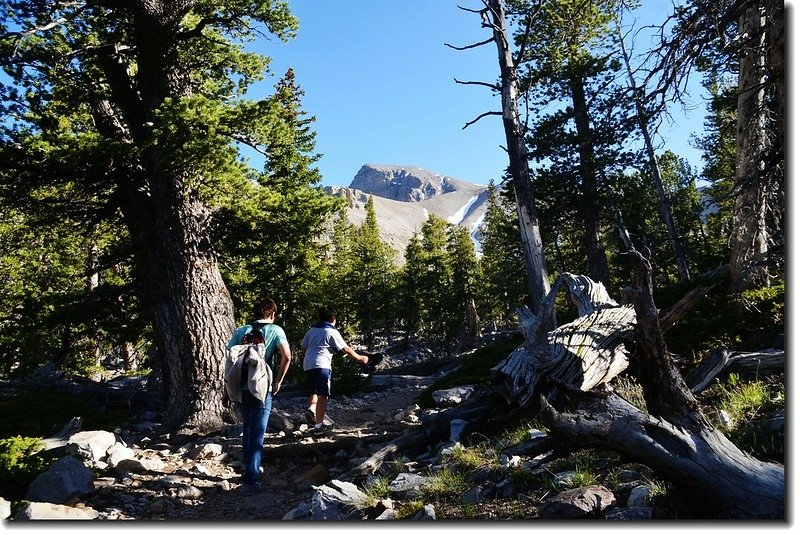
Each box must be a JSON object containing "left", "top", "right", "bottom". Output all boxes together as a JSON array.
[{"left": 163, "top": 373, "right": 437, "bottom": 520}]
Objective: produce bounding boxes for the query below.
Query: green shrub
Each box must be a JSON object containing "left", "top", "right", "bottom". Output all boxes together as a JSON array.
[
  {"left": 0, "top": 436, "right": 53, "bottom": 499},
  {"left": 0, "top": 389, "right": 129, "bottom": 440},
  {"left": 715, "top": 376, "right": 784, "bottom": 459}
]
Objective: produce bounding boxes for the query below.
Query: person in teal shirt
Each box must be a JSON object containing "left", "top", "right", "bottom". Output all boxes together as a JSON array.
[{"left": 224, "top": 297, "right": 291, "bottom": 496}]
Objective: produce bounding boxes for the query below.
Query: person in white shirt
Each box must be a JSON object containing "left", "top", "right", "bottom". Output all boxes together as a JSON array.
[{"left": 300, "top": 306, "right": 368, "bottom": 436}]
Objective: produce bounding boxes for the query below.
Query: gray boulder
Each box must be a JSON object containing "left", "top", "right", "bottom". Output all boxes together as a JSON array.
[
  {"left": 25, "top": 455, "right": 93, "bottom": 504},
  {"left": 431, "top": 386, "right": 474, "bottom": 407},
  {"left": 1, "top": 496, "right": 10, "bottom": 519},
  {"left": 67, "top": 430, "right": 117, "bottom": 462},
  {"left": 309, "top": 479, "right": 367, "bottom": 520},
  {"left": 627, "top": 484, "right": 653, "bottom": 507},
  {"left": 412, "top": 504, "right": 436, "bottom": 520},
  {"left": 541, "top": 485, "right": 617, "bottom": 519},
  {"left": 14, "top": 502, "right": 99, "bottom": 520},
  {"left": 389, "top": 473, "right": 431, "bottom": 499}
]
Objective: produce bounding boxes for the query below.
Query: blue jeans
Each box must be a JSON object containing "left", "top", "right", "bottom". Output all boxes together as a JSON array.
[{"left": 239, "top": 390, "right": 272, "bottom": 486}]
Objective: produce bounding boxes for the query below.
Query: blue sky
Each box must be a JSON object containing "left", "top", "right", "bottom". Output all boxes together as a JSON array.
[{"left": 251, "top": 1, "right": 708, "bottom": 188}]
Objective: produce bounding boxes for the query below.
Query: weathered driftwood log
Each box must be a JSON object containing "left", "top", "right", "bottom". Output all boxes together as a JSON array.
[{"left": 685, "top": 348, "right": 785, "bottom": 394}]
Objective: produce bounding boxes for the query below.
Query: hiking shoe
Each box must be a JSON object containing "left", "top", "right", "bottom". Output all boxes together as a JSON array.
[
  {"left": 313, "top": 423, "right": 333, "bottom": 437},
  {"left": 304, "top": 409, "right": 316, "bottom": 426}
]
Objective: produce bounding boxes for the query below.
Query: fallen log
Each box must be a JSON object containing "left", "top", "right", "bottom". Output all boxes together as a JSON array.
[
  {"left": 539, "top": 392, "right": 784, "bottom": 518},
  {"left": 685, "top": 348, "right": 785, "bottom": 394}
]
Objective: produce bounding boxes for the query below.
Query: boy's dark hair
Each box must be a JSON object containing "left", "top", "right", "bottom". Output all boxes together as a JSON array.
[
  {"left": 318, "top": 306, "right": 337, "bottom": 323},
  {"left": 253, "top": 297, "right": 277, "bottom": 319}
]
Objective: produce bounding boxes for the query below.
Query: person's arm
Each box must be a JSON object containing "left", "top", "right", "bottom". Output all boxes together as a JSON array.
[
  {"left": 341, "top": 344, "right": 368, "bottom": 365},
  {"left": 272, "top": 342, "right": 291, "bottom": 394}
]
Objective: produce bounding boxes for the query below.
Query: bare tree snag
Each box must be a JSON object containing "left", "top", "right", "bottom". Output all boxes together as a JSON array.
[
  {"left": 492, "top": 272, "right": 634, "bottom": 409},
  {"left": 616, "top": 24, "right": 691, "bottom": 283}
]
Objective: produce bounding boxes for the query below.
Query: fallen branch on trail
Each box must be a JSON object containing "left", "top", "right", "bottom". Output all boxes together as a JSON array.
[{"left": 685, "top": 348, "right": 785, "bottom": 394}]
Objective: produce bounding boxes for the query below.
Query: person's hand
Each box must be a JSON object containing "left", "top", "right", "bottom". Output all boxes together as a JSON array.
[
  {"left": 358, "top": 354, "right": 369, "bottom": 365},
  {"left": 273, "top": 380, "right": 282, "bottom": 395}
]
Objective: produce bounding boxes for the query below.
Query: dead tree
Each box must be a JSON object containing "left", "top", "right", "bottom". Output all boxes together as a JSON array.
[
  {"left": 616, "top": 23, "right": 691, "bottom": 283},
  {"left": 446, "top": 0, "right": 554, "bottom": 330},
  {"left": 490, "top": 262, "right": 783, "bottom": 518}
]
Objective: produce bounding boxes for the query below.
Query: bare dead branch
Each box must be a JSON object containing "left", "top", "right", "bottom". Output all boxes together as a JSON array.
[
  {"left": 444, "top": 37, "right": 494, "bottom": 51},
  {"left": 462, "top": 111, "right": 502, "bottom": 129},
  {"left": 454, "top": 78, "right": 501, "bottom": 91}
]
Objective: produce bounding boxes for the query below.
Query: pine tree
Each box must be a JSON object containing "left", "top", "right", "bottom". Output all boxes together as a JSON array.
[
  {"left": 447, "top": 225, "right": 481, "bottom": 347},
  {"left": 480, "top": 181, "right": 529, "bottom": 328},
  {"left": 350, "top": 196, "right": 397, "bottom": 349},
  {"left": 0, "top": 1, "right": 301, "bottom": 433}
]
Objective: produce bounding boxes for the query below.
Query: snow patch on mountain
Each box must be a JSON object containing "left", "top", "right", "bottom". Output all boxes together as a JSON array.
[{"left": 447, "top": 195, "right": 480, "bottom": 225}]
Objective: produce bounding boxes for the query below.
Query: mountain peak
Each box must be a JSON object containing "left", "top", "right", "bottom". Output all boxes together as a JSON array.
[{"left": 350, "top": 163, "right": 472, "bottom": 202}]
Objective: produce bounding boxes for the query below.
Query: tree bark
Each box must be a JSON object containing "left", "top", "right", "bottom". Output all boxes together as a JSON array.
[
  {"left": 569, "top": 73, "right": 611, "bottom": 290},
  {"left": 730, "top": 0, "right": 770, "bottom": 292},
  {"left": 101, "top": 1, "right": 234, "bottom": 434},
  {"left": 486, "top": 0, "right": 554, "bottom": 330}
]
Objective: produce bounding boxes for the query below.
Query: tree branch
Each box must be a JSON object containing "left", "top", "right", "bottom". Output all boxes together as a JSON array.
[
  {"left": 462, "top": 111, "right": 502, "bottom": 129},
  {"left": 454, "top": 78, "right": 501, "bottom": 91},
  {"left": 444, "top": 37, "right": 494, "bottom": 51}
]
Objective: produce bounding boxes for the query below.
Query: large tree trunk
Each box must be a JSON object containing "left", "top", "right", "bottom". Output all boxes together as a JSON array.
[
  {"left": 102, "top": 1, "right": 234, "bottom": 435},
  {"left": 486, "top": 0, "right": 554, "bottom": 330},
  {"left": 730, "top": 1, "right": 770, "bottom": 292}
]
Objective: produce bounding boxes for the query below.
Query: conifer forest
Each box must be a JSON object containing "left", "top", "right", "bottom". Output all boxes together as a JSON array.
[{"left": 0, "top": 0, "right": 786, "bottom": 522}]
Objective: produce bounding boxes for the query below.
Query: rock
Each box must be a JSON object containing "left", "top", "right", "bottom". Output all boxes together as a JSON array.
[
  {"left": 431, "top": 386, "right": 474, "bottom": 407},
  {"left": 499, "top": 454, "right": 521, "bottom": 468},
  {"left": 627, "top": 484, "right": 652, "bottom": 507},
  {"left": 106, "top": 442, "right": 135, "bottom": 467},
  {"left": 462, "top": 484, "right": 488, "bottom": 505},
  {"left": 67, "top": 430, "right": 117, "bottom": 462},
  {"left": 605, "top": 506, "right": 654, "bottom": 520},
  {"left": 1, "top": 496, "right": 10, "bottom": 520},
  {"left": 309, "top": 480, "right": 367, "bottom": 520},
  {"left": 25, "top": 456, "right": 93, "bottom": 504},
  {"left": 717, "top": 410, "right": 734, "bottom": 429},
  {"left": 283, "top": 502, "right": 312, "bottom": 520},
  {"left": 541, "top": 485, "right": 617, "bottom": 519},
  {"left": 613, "top": 469, "right": 642, "bottom": 483},
  {"left": 115, "top": 458, "right": 145, "bottom": 474},
  {"left": 375, "top": 508, "right": 397, "bottom": 520},
  {"left": 187, "top": 443, "right": 223, "bottom": 460},
  {"left": 13, "top": 502, "right": 99, "bottom": 520},
  {"left": 412, "top": 504, "right": 436, "bottom": 520},
  {"left": 350, "top": 164, "right": 462, "bottom": 202},
  {"left": 552, "top": 470, "right": 576, "bottom": 488},
  {"left": 495, "top": 477, "right": 517, "bottom": 499},
  {"left": 389, "top": 473, "right": 431, "bottom": 499},
  {"left": 176, "top": 485, "right": 204, "bottom": 500},
  {"left": 449, "top": 419, "right": 469, "bottom": 442},
  {"left": 393, "top": 404, "right": 420, "bottom": 421}
]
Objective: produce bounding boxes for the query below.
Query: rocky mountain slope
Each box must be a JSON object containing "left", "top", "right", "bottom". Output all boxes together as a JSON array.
[{"left": 325, "top": 164, "right": 489, "bottom": 261}]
